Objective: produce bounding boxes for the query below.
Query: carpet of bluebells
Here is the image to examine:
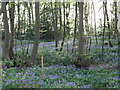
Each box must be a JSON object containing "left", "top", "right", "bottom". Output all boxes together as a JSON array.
[
  {"left": 2, "top": 65, "right": 119, "bottom": 88},
  {"left": 2, "top": 38, "right": 119, "bottom": 88}
]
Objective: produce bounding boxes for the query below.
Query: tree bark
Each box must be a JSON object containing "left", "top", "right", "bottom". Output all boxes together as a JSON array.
[
  {"left": 54, "top": 2, "right": 58, "bottom": 51},
  {"left": 29, "top": 2, "right": 40, "bottom": 65},
  {"left": 8, "top": 2, "right": 15, "bottom": 59},
  {"left": 78, "top": 2, "right": 84, "bottom": 55},
  {"left": 2, "top": 2, "right": 10, "bottom": 60},
  {"left": 102, "top": 2, "right": 106, "bottom": 60},
  {"left": 116, "top": 1, "right": 120, "bottom": 60},
  {"left": 0, "top": 0, "right": 9, "bottom": 15}
]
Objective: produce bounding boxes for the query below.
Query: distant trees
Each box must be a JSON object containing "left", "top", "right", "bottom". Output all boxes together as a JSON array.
[{"left": 0, "top": 1, "right": 119, "bottom": 67}]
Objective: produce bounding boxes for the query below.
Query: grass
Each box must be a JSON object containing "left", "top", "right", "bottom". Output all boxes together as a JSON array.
[{"left": 2, "top": 65, "right": 119, "bottom": 88}]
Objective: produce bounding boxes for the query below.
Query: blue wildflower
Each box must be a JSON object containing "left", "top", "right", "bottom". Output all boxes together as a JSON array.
[
  {"left": 50, "top": 75, "right": 60, "bottom": 79},
  {"left": 80, "top": 85, "right": 91, "bottom": 88},
  {"left": 66, "top": 82, "right": 76, "bottom": 86}
]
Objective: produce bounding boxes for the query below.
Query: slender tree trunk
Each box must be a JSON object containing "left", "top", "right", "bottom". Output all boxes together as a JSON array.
[
  {"left": 26, "top": 2, "right": 31, "bottom": 55},
  {"left": 88, "top": 36, "right": 92, "bottom": 52},
  {"left": 102, "top": 2, "right": 106, "bottom": 60},
  {"left": 55, "top": 2, "right": 58, "bottom": 51},
  {"left": 17, "top": 3, "right": 20, "bottom": 32},
  {"left": 72, "top": 2, "right": 78, "bottom": 53},
  {"left": 104, "top": 2, "right": 113, "bottom": 47},
  {"left": 117, "top": 2, "right": 120, "bottom": 60},
  {"left": 0, "top": 0, "right": 9, "bottom": 15},
  {"left": 51, "top": 2, "right": 58, "bottom": 51},
  {"left": 2, "top": 2, "right": 10, "bottom": 60},
  {"left": 84, "top": 2, "right": 89, "bottom": 35},
  {"left": 92, "top": 2, "right": 98, "bottom": 45},
  {"left": 30, "top": 2, "right": 34, "bottom": 23},
  {"left": 30, "top": 2, "right": 40, "bottom": 65},
  {"left": 59, "top": 2, "right": 62, "bottom": 32},
  {"left": 21, "top": 4, "right": 25, "bottom": 57},
  {"left": 78, "top": 2, "right": 84, "bottom": 55},
  {"left": 114, "top": 1, "right": 118, "bottom": 38},
  {"left": 66, "top": 3, "right": 70, "bottom": 54},
  {"left": 8, "top": 2, "right": 15, "bottom": 59},
  {"left": 0, "top": 18, "right": 2, "bottom": 59},
  {"left": 0, "top": 0, "right": 4, "bottom": 15},
  {"left": 60, "top": 2, "right": 66, "bottom": 52},
  {"left": 116, "top": 1, "right": 120, "bottom": 60}
]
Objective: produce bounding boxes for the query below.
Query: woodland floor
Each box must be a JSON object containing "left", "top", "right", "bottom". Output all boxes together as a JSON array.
[{"left": 1, "top": 38, "right": 119, "bottom": 88}]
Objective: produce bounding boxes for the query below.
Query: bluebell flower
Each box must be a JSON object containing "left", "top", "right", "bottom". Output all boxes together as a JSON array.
[
  {"left": 38, "top": 82, "right": 42, "bottom": 85},
  {"left": 76, "top": 74, "right": 80, "bottom": 78},
  {"left": 23, "top": 79, "right": 30, "bottom": 82},
  {"left": 6, "top": 79, "right": 14, "bottom": 85},
  {"left": 65, "top": 82, "right": 76, "bottom": 86},
  {"left": 80, "top": 85, "right": 91, "bottom": 88},
  {"left": 28, "top": 81, "right": 36, "bottom": 84},
  {"left": 109, "top": 77, "right": 119, "bottom": 80},
  {"left": 50, "top": 75, "right": 60, "bottom": 79},
  {"left": 53, "top": 81, "right": 58, "bottom": 84},
  {"left": 18, "top": 73, "right": 23, "bottom": 75}
]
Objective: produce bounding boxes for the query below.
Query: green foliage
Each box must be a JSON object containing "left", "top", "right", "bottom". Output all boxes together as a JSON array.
[
  {"left": 2, "top": 60, "right": 14, "bottom": 67},
  {"left": 2, "top": 65, "right": 119, "bottom": 88},
  {"left": 36, "top": 50, "right": 73, "bottom": 67},
  {"left": 91, "top": 47, "right": 118, "bottom": 65},
  {"left": 72, "top": 53, "right": 92, "bottom": 68}
]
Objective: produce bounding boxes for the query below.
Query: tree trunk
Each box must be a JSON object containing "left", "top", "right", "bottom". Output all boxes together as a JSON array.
[
  {"left": 72, "top": 2, "right": 78, "bottom": 53},
  {"left": 0, "top": 0, "right": 4, "bottom": 15},
  {"left": 8, "top": 2, "right": 15, "bottom": 59},
  {"left": 2, "top": 2, "right": 10, "bottom": 60},
  {"left": 78, "top": 2, "right": 84, "bottom": 55},
  {"left": 59, "top": 2, "right": 62, "bottom": 32},
  {"left": 30, "top": 2, "right": 40, "bottom": 65},
  {"left": 104, "top": 2, "right": 113, "bottom": 47},
  {"left": 51, "top": 2, "right": 58, "bottom": 51},
  {"left": 55, "top": 2, "right": 58, "bottom": 51},
  {"left": 60, "top": 2, "right": 66, "bottom": 52},
  {"left": 92, "top": 2, "right": 98, "bottom": 45},
  {"left": 117, "top": 1, "right": 120, "bottom": 60},
  {"left": 102, "top": 2, "right": 106, "bottom": 60},
  {"left": 30, "top": 2, "right": 34, "bottom": 23},
  {"left": 26, "top": 2, "right": 31, "bottom": 55},
  {"left": 66, "top": 3, "right": 70, "bottom": 54}
]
